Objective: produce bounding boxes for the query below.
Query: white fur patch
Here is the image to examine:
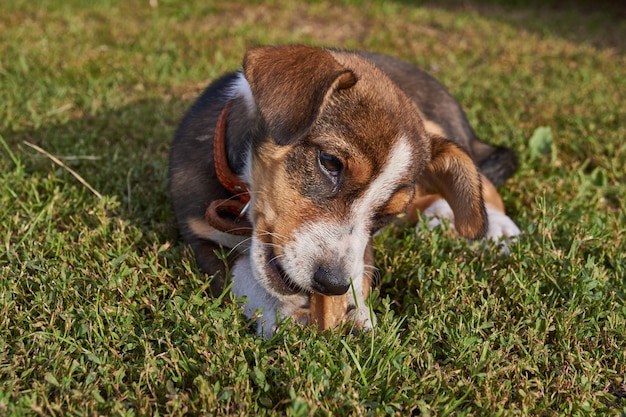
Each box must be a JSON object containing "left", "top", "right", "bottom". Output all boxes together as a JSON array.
[
  {"left": 418, "top": 199, "right": 520, "bottom": 253},
  {"left": 187, "top": 217, "right": 249, "bottom": 250},
  {"left": 194, "top": 134, "right": 212, "bottom": 142},
  {"left": 420, "top": 198, "right": 455, "bottom": 230},
  {"left": 351, "top": 136, "right": 415, "bottom": 223},
  {"left": 227, "top": 72, "right": 256, "bottom": 116},
  {"left": 231, "top": 255, "right": 308, "bottom": 339},
  {"left": 483, "top": 206, "right": 521, "bottom": 240}
]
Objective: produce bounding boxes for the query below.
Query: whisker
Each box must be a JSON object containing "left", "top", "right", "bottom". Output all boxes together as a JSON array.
[
  {"left": 228, "top": 237, "right": 286, "bottom": 257},
  {"left": 254, "top": 230, "right": 289, "bottom": 245},
  {"left": 267, "top": 253, "right": 285, "bottom": 265},
  {"left": 230, "top": 246, "right": 252, "bottom": 256},
  {"left": 223, "top": 228, "right": 253, "bottom": 236},
  {"left": 228, "top": 236, "right": 254, "bottom": 255}
]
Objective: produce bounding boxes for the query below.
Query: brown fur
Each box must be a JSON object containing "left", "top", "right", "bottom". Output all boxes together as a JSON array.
[
  {"left": 416, "top": 135, "right": 488, "bottom": 239},
  {"left": 244, "top": 46, "right": 358, "bottom": 145},
  {"left": 250, "top": 141, "right": 316, "bottom": 249}
]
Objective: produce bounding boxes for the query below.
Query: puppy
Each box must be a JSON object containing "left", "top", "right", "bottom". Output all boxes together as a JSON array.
[{"left": 168, "top": 45, "right": 520, "bottom": 338}]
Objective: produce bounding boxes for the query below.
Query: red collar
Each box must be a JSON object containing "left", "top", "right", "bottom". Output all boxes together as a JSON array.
[
  {"left": 204, "top": 101, "right": 252, "bottom": 236},
  {"left": 212, "top": 101, "right": 250, "bottom": 204}
]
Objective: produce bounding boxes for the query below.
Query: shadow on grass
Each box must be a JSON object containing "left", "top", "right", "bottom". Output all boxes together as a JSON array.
[
  {"left": 394, "top": 0, "right": 625, "bottom": 52},
  {"left": 1, "top": 98, "right": 184, "bottom": 242}
]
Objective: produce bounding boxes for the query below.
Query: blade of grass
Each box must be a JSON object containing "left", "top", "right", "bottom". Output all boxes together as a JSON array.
[{"left": 23, "top": 140, "right": 103, "bottom": 199}]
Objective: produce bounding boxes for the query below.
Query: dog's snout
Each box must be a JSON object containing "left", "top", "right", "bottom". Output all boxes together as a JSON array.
[{"left": 312, "top": 265, "right": 350, "bottom": 295}]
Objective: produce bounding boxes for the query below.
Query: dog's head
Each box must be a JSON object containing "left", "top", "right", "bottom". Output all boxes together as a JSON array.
[{"left": 236, "top": 45, "right": 486, "bottom": 300}]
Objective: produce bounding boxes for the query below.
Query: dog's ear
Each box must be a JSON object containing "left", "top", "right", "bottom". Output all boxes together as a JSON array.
[
  {"left": 420, "top": 134, "right": 488, "bottom": 239},
  {"left": 243, "top": 45, "right": 357, "bottom": 145}
]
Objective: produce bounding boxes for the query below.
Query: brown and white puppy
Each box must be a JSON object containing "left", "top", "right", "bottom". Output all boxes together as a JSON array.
[{"left": 168, "top": 45, "right": 520, "bottom": 338}]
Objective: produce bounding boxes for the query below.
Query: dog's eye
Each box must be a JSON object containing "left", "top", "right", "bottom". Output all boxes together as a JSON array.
[{"left": 318, "top": 150, "right": 343, "bottom": 185}]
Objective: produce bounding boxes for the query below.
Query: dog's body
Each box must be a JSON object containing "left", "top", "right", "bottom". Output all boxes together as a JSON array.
[{"left": 169, "top": 45, "right": 520, "bottom": 338}]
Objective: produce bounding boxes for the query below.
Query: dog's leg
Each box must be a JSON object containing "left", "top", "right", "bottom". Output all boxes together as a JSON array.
[
  {"left": 341, "top": 240, "right": 376, "bottom": 332},
  {"left": 230, "top": 255, "right": 278, "bottom": 338},
  {"left": 231, "top": 255, "right": 309, "bottom": 338},
  {"left": 188, "top": 238, "right": 229, "bottom": 297},
  {"left": 407, "top": 174, "right": 520, "bottom": 252}
]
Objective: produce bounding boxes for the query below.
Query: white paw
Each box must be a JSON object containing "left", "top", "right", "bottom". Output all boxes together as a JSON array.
[
  {"left": 421, "top": 199, "right": 455, "bottom": 230},
  {"left": 484, "top": 206, "right": 520, "bottom": 240},
  {"left": 483, "top": 206, "right": 520, "bottom": 254},
  {"left": 349, "top": 303, "right": 376, "bottom": 332},
  {"left": 417, "top": 200, "right": 520, "bottom": 253}
]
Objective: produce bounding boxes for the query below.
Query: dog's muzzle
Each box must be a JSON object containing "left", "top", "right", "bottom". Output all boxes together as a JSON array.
[
  {"left": 263, "top": 247, "right": 305, "bottom": 295},
  {"left": 263, "top": 246, "right": 351, "bottom": 297}
]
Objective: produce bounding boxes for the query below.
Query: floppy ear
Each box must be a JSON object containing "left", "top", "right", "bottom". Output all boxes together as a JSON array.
[
  {"left": 243, "top": 45, "right": 357, "bottom": 145},
  {"left": 419, "top": 134, "right": 488, "bottom": 239}
]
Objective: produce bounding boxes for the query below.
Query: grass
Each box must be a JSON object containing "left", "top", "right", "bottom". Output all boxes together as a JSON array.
[{"left": 1, "top": 0, "right": 625, "bottom": 415}]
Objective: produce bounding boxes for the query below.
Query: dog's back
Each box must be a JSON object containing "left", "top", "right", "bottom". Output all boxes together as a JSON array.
[{"left": 356, "top": 51, "right": 517, "bottom": 186}]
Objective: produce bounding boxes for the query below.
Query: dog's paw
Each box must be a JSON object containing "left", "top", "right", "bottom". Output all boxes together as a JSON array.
[
  {"left": 343, "top": 303, "right": 375, "bottom": 335},
  {"left": 417, "top": 199, "right": 520, "bottom": 253},
  {"left": 419, "top": 198, "right": 455, "bottom": 230},
  {"left": 262, "top": 308, "right": 308, "bottom": 339},
  {"left": 290, "top": 308, "right": 311, "bottom": 327},
  {"left": 483, "top": 206, "right": 520, "bottom": 253},
  {"left": 485, "top": 206, "right": 520, "bottom": 243}
]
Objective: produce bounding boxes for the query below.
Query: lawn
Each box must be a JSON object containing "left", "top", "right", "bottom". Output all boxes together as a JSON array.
[{"left": 1, "top": 0, "right": 625, "bottom": 415}]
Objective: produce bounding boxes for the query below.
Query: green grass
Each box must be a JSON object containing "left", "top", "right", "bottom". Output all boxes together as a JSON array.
[{"left": 1, "top": 0, "right": 625, "bottom": 415}]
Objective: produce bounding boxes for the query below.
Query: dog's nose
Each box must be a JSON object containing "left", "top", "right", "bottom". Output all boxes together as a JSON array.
[{"left": 312, "top": 265, "right": 350, "bottom": 295}]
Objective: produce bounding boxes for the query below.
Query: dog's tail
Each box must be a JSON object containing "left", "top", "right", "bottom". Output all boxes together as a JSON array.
[{"left": 472, "top": 141, "right": 518, "bottom": 187}]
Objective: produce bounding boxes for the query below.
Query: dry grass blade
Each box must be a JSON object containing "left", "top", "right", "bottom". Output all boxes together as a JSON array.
[{"left": 23, "top": 140, "right": 103, "bottom": 199}]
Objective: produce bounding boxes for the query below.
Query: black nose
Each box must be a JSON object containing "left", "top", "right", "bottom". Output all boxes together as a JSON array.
[{"left": 312, "top": 265, "right": 350, "bottom": 295}]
